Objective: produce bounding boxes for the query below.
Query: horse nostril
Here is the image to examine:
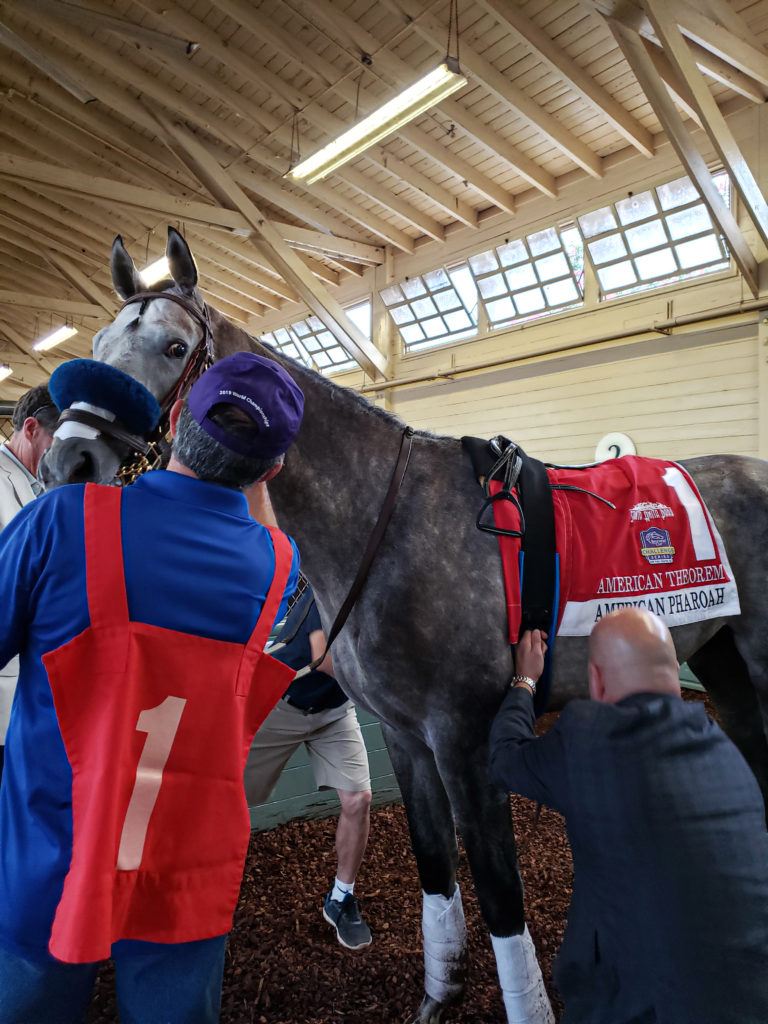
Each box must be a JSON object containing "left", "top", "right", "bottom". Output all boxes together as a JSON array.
[{"left": 70, "top": 450, "right": 97, "bottom": 484}]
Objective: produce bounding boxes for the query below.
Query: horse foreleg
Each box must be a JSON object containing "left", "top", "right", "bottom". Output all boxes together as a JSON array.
[
  {"left": 688, "top": 624, "right": 768, "bottom": 816},
  {"left": 436, "top": 741, "right": 555, "bottom": 1024},
  {"left": 380, "top": 723, "right": 466, "bottom": 1023}
]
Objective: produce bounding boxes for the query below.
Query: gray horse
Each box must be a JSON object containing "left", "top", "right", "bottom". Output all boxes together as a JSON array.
[{"left": 41, "top": 228, "right": 768, "bottom": 1024}]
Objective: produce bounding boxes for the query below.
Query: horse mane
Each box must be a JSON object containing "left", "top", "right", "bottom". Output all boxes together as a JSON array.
[{"left": 206, "top": 301, "right": 424, "bottom": 436}]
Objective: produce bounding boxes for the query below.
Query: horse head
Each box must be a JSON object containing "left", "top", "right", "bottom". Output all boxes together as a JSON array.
[{"left": 40, "top": 228, "right": 213, "bottom": 488}]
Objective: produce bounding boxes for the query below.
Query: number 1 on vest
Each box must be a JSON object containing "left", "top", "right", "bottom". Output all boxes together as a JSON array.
[{"left": 117, "top": 696, "right": 187, "bottom": 871}]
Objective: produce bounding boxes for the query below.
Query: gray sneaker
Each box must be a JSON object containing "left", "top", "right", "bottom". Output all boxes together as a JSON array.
[{"left": 323, "top": 892, "right": 372, "bottom": 950}]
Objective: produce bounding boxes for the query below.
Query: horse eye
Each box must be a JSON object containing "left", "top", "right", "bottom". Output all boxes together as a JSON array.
[{"left": 166, "top": 341, "right": 188, "bottom": 358}]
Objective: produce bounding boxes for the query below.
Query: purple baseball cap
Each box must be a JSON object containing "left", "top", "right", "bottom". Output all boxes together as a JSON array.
[{"left": 187, "top": 352, "right": 304, "bottom": 459}]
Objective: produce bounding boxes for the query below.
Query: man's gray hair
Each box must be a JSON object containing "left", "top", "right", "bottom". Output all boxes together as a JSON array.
[
  {"left": 12, "top": 384, "right": 59, "bottom": 433},
  {"left": 173, "top": 401, "right": 282, "bottom": 489}
]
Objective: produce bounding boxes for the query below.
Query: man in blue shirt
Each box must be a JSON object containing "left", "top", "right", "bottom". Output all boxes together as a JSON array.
[
  {"left": 244, "top": 583, "right": 373, "bottom": 950},
  {"left": 0, "top": 352, "right": 303, "bottom": 1024}
]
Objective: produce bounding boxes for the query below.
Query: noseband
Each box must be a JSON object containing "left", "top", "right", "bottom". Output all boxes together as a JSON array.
[{"left": 58, "top": 290, "right": 216, "bottom": 485}]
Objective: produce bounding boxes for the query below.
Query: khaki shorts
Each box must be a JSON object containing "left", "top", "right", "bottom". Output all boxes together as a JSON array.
[{"left": 243, "top": 699, "right": 371, "bottom": 806}]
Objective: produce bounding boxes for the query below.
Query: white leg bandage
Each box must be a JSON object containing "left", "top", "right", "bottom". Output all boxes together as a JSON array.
[
  {"left": 491, "top": 927, "right": 555, "bottom": 1024},
  {"left": 421, "top": 886, "right": 467, "bottom": 1004}
]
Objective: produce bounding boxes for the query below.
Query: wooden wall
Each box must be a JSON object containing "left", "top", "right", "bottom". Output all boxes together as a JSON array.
[{"left": 393, "top": 326, "right": 759, "bottom": 464}]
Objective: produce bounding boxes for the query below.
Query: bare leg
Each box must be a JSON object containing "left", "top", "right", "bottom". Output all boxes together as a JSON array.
[{"left": 335, "top": 788, "right": 372, "bottom": 884}]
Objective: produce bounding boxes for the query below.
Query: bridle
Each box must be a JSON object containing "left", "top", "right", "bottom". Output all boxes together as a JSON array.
[
  {"left": 59, "top": 289, "right": 215, "bottom": 484},
  {"left": 120, "top": 290, "right": 215, "bottom": 435}
]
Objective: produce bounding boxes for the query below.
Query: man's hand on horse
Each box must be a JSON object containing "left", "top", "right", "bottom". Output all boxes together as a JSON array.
[{"left": 513, "top": 629, "right": 548, "bottom": 693}]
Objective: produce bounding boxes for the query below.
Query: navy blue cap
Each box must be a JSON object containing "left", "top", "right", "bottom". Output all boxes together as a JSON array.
[
  {"left": 187, "top": 351, "right": 304, "bottom": 459},
  {"left": 49, "top": 359, "right": 161, "bottom": 434}
]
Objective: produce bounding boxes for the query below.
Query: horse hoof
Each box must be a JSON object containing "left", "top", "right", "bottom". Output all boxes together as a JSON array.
[{"left": 406, "top": 994, "right": 451, "bottom": 1023}]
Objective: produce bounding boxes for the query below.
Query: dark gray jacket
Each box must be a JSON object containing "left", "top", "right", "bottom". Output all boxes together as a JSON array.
[{"left": 489, "top": 688, "right": 768, "bottom": 1024}]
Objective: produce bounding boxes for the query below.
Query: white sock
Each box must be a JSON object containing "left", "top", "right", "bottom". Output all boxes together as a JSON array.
[{"left": 331, "top": 877, "right": 354, "bottom": 902}]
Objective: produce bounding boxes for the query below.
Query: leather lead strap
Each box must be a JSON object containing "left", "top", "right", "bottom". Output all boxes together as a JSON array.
[{"left": 293, "top": 426, "right": 415, "bottom": 680}]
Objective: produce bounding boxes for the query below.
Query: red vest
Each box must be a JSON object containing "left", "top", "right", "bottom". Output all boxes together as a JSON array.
[{"left": 42, "top": 483, "right": 295, "bottom": 963}]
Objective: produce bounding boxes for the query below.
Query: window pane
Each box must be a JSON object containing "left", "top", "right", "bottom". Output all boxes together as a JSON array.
[
  {"left": 307, "top": 315, "right": 323, "bottom": 331},
  {"left": 535, "top": 252, "right": 569, "bottom": 281},
  {"left": 514, "top": 287, "right": 546, "bottom": 314},
  {"left": 657, "top": 175, "right": 698, "bottom": 211},
  {"left": 444, "top": 310, "right": 472, "bottom": 331},
  {"left": 303, "top": 336, "right": 320, "bottom": 352},
  {"left": 449, "top": 266, "right": 478, "bottom": 314},
  {"left": 543, "top": 278, "right": 579, "bottom": 305},
  {"left": 292, "top": 320, "right": 310, "bottom": 336},
  {"left": 401, "top": 277, "right": 427, "bottom": 299},
  {"left": 496, "top": 238, "right": 527, "bottom": 266},
  {"left": 579, "top": 206, "right": 617, "bottom": 238},
  {"left": 433, "top": 289, "right": 461, "bottom": 312},
  {"left": 422, "top": 317, "right": 445, "bottom": 338},
  {"left": 423, "top": 268, "right": 450, "bottom": 289},
  {"left": 635, "top": 249, "right": 677, "bottom": 280},
  {"left": 274, "top": 327, "right": 292, "bottom": 344},
  {"left": 380, "top": 285, "right": 402, "bottom": 306},
  {"left": 675, "top": 236, "right": 723, "bottom": 269},
  {"left": 527, "top": 226, "right": 559, "bottom": 255},
  {"left": 666, "top": 203, "right": 713, "bottom": 241},
  {"left": 390, "top": 304, "right": 415, "bottom": 324},
  {"left": 615, "top": 190, "right": 656, "bottom": 226},
  {"left": 485, "top": 296, "right": 516, "bottom": 322},
  {"left": 597, "top": 262, "right": 636, "bottom": 289},
  {"left": 347, "top": 304, "right": 370, "bottom": 338},
  {"left": 400, "top": 323, "right": 425, "bottom": 343},
  {"left": 411, "top": 296, "right": 437, "bottom": 318},
  {"left": 478, "top": 273, "right": 507, "bottom": 298},
  {"left": 505, "top": 263, "right": 537, "bottom": 290},
  {"left": 625, "top": 219, "right": 667, "bottom": 254},
  {"left": 588, "top": 234, "right": 627, "bottom": 264},
  {"left": 469, "top": 249, "right": 499, "bottom": 273}
]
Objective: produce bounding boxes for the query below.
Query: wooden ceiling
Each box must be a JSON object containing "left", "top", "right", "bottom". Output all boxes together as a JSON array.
[{"left": 1, "top": 0, "right": 767, "bottom": 398}]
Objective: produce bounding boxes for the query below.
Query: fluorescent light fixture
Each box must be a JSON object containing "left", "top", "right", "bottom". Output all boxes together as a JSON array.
[
  {"left": 287, "top": 58, "right": 467, "bottom": 184},
  {"left": 33, "top": 325, "right": 78, "bottom": 352},
  {"left": 140, "top": 255, "right": 170, "bottom": 286},
  {"left": 0, "top": 364, "right": 12, "bottom": 383}
]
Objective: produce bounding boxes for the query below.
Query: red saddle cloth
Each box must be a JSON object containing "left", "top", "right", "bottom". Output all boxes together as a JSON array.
[
  {"left": 43, "top": 484, "right": 296, "bottom": 963},
  {"left": 491, "top": 455, "right": 739, "bottom": 642}
]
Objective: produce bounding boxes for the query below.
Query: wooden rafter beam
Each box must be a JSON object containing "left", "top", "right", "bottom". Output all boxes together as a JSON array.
[
  {"left": 607, "top": 17, "right": 759, "bottom": 296},
  {"left": 0, "top": 290, "right": 105, "bottom": 317},
  {"left": 42, "top": 252, "right": 119, "bottom": 317},
  {"left": 382, "top": 0, "right": 603, "bottom": 178},
  {"left": 671, "top": 0, "right": 768, "bottom": 89},
  {"left": 273, "top": 226, "right": 384, "bottom": 265},
  {"left": 474, "top": 0, "right": 654, "bottom": 158},
  {"left": 0, "top": 18, "right": 95, "bottom": 102},
  {"left": 643, "top": 0, "right": 768, "bottom": 254},
  {"left": 639, "top": 38, "right": 703, "bottom": 126},
  {"left": 0, "top": 322, "right": 59, "bottom": 376},
  {"left": 23, "top": 0, "right": 199, "bottom": 55},
  {"left": 151, "top": 114, "right": 388, "bottom": 380}
]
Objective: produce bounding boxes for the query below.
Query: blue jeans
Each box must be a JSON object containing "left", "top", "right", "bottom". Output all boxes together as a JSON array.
[{"left": 0, "top": 935, "right": 227, "bottom": 1024}]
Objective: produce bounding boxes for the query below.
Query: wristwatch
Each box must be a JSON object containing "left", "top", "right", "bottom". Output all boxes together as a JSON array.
[{"left": 511, "top": 674, "right": 537, "bottom": 695}]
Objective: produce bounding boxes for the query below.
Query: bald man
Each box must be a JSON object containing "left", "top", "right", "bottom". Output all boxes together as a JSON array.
[{"left": 489, "top": 609, "right": 768, "bottom": 1024}]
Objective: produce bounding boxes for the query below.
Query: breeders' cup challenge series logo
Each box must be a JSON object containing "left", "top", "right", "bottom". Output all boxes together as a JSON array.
[{"left": 639, "top": 527, "right": 676, "bottom": 565}]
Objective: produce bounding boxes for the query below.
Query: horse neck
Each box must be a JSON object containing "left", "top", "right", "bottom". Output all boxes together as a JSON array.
[
  {"left": 269, "top": 361, "right": 407, "bottom": 595},
  {"left": 206, "top": 308, "right": 406, "bottom": 594}
]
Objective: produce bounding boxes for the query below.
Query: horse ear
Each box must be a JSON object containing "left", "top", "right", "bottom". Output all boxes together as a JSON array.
[
  {"left": 166, "top": 227, "right": 198, "bottom": 294},
  {"left": 110, "top": 235, "right": 143, "bottom": 299}
]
